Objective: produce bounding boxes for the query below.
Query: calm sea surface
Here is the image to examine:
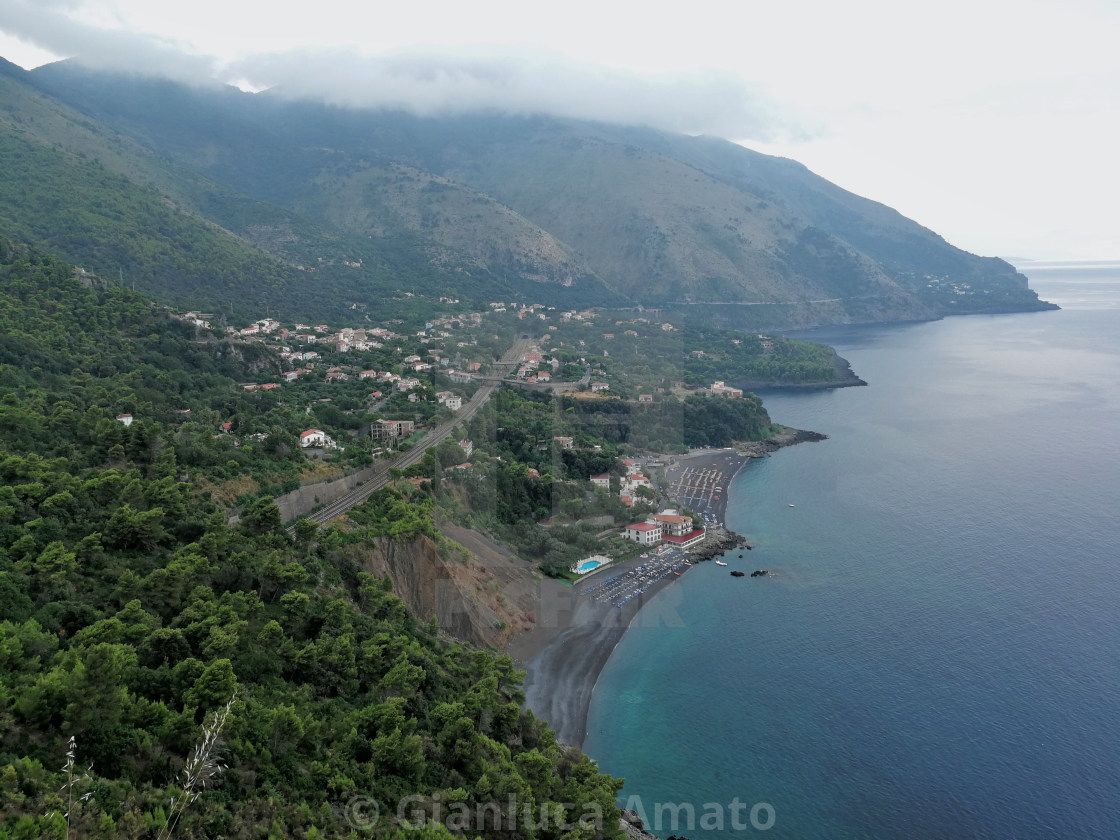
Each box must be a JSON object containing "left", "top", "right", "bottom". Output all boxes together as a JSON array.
[{"left": 584, "top": 262, "right": 1120, "bottom": 839}]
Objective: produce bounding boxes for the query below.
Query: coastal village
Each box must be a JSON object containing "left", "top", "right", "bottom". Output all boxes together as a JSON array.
[{"left": 161, "top": 299, "right": 772, "bottom": 582}]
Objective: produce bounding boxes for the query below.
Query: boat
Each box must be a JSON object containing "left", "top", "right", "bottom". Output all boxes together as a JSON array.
[
  {"left": 715, "top": 560, "right": 728, "bottom": 567},
  {"left": 788, "top": 503, "right": 796, "bottom": 507}
]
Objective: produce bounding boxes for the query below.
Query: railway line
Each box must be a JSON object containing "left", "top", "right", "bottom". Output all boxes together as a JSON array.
[{"left": 284, "top": 337, "right": 529, "bottom": 536}]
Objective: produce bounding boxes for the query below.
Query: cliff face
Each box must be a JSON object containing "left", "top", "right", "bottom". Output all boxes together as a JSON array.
[{"left": 361, "top": 531, "right": 544, "bottom": 651}]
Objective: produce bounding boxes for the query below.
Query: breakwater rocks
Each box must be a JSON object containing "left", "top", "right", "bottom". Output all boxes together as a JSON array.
[
  {"left": 692, "top": 529, "right": 748, "bottom": 561},
  {"left": 620, "top": 809, "right": 684, "bottom": 840},
  {"left": 736, "top": 426, "right": 828, "bottom": 459}
]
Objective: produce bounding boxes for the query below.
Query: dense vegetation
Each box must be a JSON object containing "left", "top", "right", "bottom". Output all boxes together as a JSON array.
[
  {"left": 0, "top": 242, "right": 625, "bottom": 839},
  {"left": 559, "top": 394, "right": 773, "bottom": 451}
]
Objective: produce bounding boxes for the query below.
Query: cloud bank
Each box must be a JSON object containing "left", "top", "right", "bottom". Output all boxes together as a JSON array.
[
  {"left": 230, "top": 49, "right": 787, "bottom": 140},
  {"left": 0, "top": 0, "right": 219, "bottom": 84},
  {"left": 0, "top": 0, "right": 789, "bottom": 139}
]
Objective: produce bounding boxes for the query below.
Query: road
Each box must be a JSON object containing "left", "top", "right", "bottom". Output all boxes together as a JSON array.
[{"left": 285, "top": 337, "right": 529, "bottom": 535}]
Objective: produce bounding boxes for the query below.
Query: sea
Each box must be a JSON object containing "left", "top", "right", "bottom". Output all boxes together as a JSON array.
[{"left": 584, "top": 262, "right": 1120, "bottom": 839}]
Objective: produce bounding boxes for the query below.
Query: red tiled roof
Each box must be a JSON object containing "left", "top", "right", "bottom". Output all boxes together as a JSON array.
[{"left": 662, "top": 529, "right": 706, "bottom": 543}]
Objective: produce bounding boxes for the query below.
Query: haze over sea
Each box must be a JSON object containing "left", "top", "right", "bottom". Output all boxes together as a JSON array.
[{"left": 584, "top": 262, "right": 1120, "bottom": 839}]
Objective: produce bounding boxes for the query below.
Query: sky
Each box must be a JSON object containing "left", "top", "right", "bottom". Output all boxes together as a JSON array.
[{"left": 1, "top": 0, "right": 1116, "bottom": 260}]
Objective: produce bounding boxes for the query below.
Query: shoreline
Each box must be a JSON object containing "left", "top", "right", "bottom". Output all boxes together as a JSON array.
[{"left": 511, "top": 426, "right": 826, "bottom": 748}]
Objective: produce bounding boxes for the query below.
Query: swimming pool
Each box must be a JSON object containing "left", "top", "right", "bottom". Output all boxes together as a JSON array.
[{"left": 573, "top": 556, "right": 609, "bottom": 574}]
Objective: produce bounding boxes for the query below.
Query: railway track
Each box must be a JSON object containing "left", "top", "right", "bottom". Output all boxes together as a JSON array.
[{"left": 285, "top": 337, "right": 529, "bottom": 535}]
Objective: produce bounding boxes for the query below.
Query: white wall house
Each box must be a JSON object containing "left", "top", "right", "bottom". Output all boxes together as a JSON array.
[
  {"left": 299, "top": 429, "right": 337, "bottom": 449},
  {"left": 622, "top": 522, "right": 663, "bottom": 545}
]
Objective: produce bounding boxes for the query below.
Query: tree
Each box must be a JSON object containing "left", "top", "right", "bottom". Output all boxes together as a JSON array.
[{"left": 241, "top": 498, "right": 283, "bottom": 536}]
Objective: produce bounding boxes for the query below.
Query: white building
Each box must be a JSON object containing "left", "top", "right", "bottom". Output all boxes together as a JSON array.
[
  {"left": 711, "top": 381, "right": 744, "bottom": 398},
  {"left": 623, "top": 522, "right": 662, "bottom": 545},
  {"left": 299, "top": 429, "right": 337, "bottom": 449}
]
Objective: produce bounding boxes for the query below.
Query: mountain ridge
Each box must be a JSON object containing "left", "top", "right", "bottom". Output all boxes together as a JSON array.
[{"left": 7, "top": 57, "right": 1055, "bottom": 327}]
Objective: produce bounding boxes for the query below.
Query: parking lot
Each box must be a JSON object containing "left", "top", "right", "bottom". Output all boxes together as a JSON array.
[{"left": 575, "top": 546, "right": 692, "bottom": 608}]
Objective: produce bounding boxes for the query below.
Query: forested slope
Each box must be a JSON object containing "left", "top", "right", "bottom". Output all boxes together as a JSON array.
[{"left": 0, "top": 241, "right": 623, "bottom": 839}]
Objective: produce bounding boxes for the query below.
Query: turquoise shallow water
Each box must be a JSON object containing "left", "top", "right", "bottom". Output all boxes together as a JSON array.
[{"left": 584, "top": 263, "right": 1120, "bottom": 839}]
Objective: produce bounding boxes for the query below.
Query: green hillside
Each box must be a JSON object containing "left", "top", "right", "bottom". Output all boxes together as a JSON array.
[
  {"left": 0, "top": 239, "right": 624, "bottom": 839},
  {"left": 0, "top": 60, "right": 624, "bottom": 324},
  {"left": 20, "top": 61, "right": 1054, "bottom": 326}
]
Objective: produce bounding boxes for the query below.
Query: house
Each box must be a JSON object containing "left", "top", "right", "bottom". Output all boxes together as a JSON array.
[
  {"left": 590, "top": 474, "right": 611, "bottom": 489},
  {"left": 448, "top": 370, "right": 473, "bottom": 384},
  {"left": 116, "top": 414, "right": 134, "bottom": 426},
  {"left": 553, "top": 436, "right": 574, "bottom": 450},
  {"left": 299, "top": 429, "right": 337, "bottom": 449},
  {"left": 467, "top": 362, "right": 482, "bottom": 372},
  {"left": 370, "top": 419, "right": 414, "bottom": 442},
  {"left": 436, "top": 391, "right": 463, "bottom": 411},
  {"left": 711, "top": 381, "right": 743, "bottom": 398},
  {"left": 621, "top": 473, "right": 652, "bottom": 497},
  {"left": 638, "top": 394, "right": 653, "bottom": 403},
  {"left": 591, "top": 382, "right": 610, "bottom": 393},
  {"left": 360, "top": 370, "right": 378, "bottom": 380},
  {"left": 458, "top": 439, "right": 474, "bottom": 458},
  {"left": 602, "top": 333, "right": 615, "bottom": 340},
  {"left": 536, "top": 371, "right": 551, "bottom": 382},
  {"left": 527, "top": 468, "right": 541, "bottom": 478},
  {"left": 622, "top": 459, "right": 640, "bottom": 475},
  {"left": 651, "top": 512, "right": 706, "bottom": 548},
  {"left": 622, "top": 522, "right": 662, "bottom": 545},
  {"left": 650, "top": 513, "right": 694, "bottom": 537}
]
